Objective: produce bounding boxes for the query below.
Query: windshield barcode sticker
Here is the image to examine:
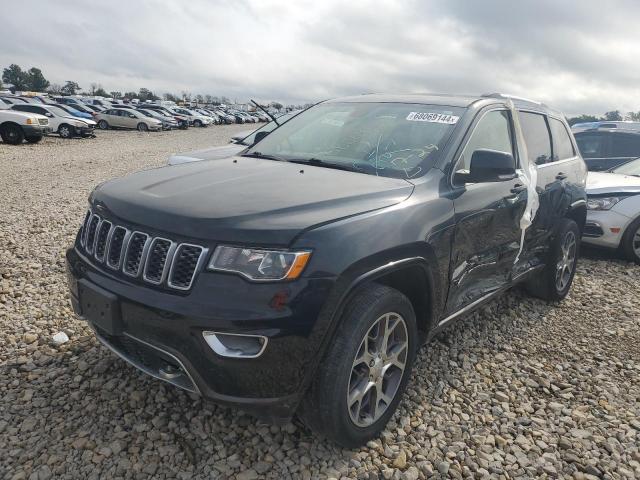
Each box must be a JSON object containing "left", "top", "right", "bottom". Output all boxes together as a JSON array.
[{"left": 406, "top": 112, "right": 459, "bottom": 124}]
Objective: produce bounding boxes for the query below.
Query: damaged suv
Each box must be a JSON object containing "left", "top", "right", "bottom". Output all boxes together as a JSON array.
[{"left": 67, "top": 93, "right": 587, "bottom": 446}]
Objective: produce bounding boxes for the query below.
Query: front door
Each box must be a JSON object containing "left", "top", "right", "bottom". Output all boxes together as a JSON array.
[{"left": 446, "top": 109, "right": 528, "bottom": 314}]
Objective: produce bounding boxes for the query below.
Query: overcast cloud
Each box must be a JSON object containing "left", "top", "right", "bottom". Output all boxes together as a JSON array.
[{"left": 1, "top": 0, "right": 639, "bottom": 115}]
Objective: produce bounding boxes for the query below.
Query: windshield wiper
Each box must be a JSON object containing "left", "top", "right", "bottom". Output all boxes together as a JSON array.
[
  {"left": 241, "top": 152, "right": 285, "bottom": 161},
  {"left": 288, "top": 158, "right": 366, "bottom": 173}
]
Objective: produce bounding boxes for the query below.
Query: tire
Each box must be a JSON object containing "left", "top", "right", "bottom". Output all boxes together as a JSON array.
[
  {"left": 194, "top": 119, "right": 202, "bottom": 127},
  {"left": 25, "top": 135, "right": 42, "bottom": 144},
  {"left": 299, "top": 283, "right": 418, "bottom": 447},
  {"left": 97, "top": 120, "right": 109, "bottom": 130},
  {"left": 58, "top": 124, "right": 73, "bottom": 139},
  {"left": 137, "top": 123, "right": 149, "bottom": 132},
  {"left": 0, "top": 123, "right": 25, "bottom": 145},
  {"left": 621, "top": 217, "right": 640, "bottom": 264},
  {"left": 525, "top": 218, "right": 580, "bottom": 301}
]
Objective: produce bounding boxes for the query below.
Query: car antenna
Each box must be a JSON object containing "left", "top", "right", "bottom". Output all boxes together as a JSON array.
[{"left": 251, "top": 99, "right": 279, "bottom": 125}]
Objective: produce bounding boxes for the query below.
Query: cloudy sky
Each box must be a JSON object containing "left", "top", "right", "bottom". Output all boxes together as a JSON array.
[{"left": 1, "top": 0, "right": 639, "bottom": 115}]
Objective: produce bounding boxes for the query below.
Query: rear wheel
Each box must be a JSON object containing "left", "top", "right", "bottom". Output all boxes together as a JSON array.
[
  {"left": 0, "top": 123, "right": 25, "bottom": 145},
  {"left": 299, "top": 283, "right": 417, "bottom": 447},
  {"left": 621, "top": 217, "right": 640, "bottom": 264},
  {"left": 97, "top": 120, "right": 109, "bottom": 130},
  {"left": 25, "top": 135, "right": 42, "bottom": 144},
  {"left": 137, "top": 122, "right": 148, "bottom": 132},
  {"left": 58, "top": 124, "right": 73, "bottom": 138},
  {"left": 525, "top": 218, "right": 579, "bottom": 301}
]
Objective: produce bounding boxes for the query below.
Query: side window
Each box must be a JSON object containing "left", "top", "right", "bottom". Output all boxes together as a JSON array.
[
  {"left": 459, "top": 110, "right": 513, "bottom": 170},
  {"left": 549, "top": 118, "right": 575, "bottom": 160},
  {"left": 519, "top": 112, "right": 552, "bottom": 165},
  {"left": 610, "top": 134, "right": 640, "bottom": 158},
  {"left": 575, "top": 134, "right": 604, "bottom": 158}
]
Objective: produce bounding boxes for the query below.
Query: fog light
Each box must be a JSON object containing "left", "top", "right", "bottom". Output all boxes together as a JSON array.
[{"left": 202, "top": 331, "right": 267, "bottom": 358}]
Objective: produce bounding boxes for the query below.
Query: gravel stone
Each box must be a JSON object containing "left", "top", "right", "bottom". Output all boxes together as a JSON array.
[{"left": 1, "top": 127, "right": 639, "bottom": 479}]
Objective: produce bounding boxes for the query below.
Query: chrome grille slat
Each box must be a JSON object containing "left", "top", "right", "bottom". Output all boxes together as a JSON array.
[
  {"left": 94, "top": 221, "right": 112, "bottom": 262},
  {"left": 168, "top": 244, "right": 206, "bottom": 291},
  {"left": 85, "top": 215, "right": 100, "bottom": 254},
  {"left": 143, "top": 238, "right": 176, "bottom": 284},
  {"left": 78, "top": 211, "right": 205, "bottom": 291},
  {"left": 106, "top": 226, "right": 129, "bottom": 270},
  {"left": 123, "top": 232, "right": 151, "bottom": 277}
]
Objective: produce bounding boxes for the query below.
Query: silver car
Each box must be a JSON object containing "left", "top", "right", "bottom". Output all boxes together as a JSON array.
[{"left": 96, "top": 108, "right": 162, "bottom": 131}]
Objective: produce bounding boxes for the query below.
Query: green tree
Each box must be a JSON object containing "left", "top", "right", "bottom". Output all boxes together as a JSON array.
[
  {"left": 625, "top": 111, "right": 640, "bottom": 121},
  {"left": 604, "top": 110, "right": 622, "bottom": 121},
  {"left": 94, "top": 87, "right": 109, "bottom": 97},
  {"left": 110, "top": 91, "right": 122, "bottom": 99},
  {"left": 26, "top": 67, "right": 49, "bottom": 91},
  {"left": 270, "top": 101, "right": 283, "bottom": 110},
  {"left": 138, "top": 88, "right": 158, "bottom": 101},
  {"left": 163, "top": 93, "right": 178, "bottom": 102},
  {"left": 567, "top": 114, "right": 600, "bottom": 126},
  {"left": 47, "top": 83, "right": 63, "bottom": 95},
  {"left": 124, "top": 91, "right": 139, "bottom": 100},
  {"left": 61, "top": 81, "right": 81, "bottom": 95},
  {"left": 2, "top": 64, "right": 28, "bottom": 90}
]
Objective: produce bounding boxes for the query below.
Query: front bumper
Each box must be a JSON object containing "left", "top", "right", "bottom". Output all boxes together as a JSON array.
[
  {"left": 66, "top": 247, "right": 335, "bottom": 422},
  {"left": 23, "top": 125, "right": 51, "bottom": 136},
  {"left": 582, "top": 209, "right": 633, "bottom": 249},
  {"left": 75, "top": 126, "right": 95, "bottom": 136}
]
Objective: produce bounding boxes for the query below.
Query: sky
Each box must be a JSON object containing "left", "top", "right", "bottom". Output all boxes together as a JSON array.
[{"left": 1, "top": 0, "right": 639, "bottom": 116}]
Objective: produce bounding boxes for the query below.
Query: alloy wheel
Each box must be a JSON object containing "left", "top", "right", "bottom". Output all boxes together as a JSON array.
[
  {"left": 347, "top": 312, "right": 408, "bottom": 427},
  {"left": 556, "top": 230, "right": 576, "bottom": 291},
  {"left": 59, "top": 126, "right": 70, "bottom": 138},
  {"left": 633, "top": 225, "right": 640, "bottom": 258}
]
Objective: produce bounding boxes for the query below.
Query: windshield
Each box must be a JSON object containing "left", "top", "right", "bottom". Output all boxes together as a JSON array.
[
  {"left": 241, "top": 111, "right": 298, "bottom": 145},
  {"left": 246, "top": 102, "right": 464, "bottom": 179},
  {"left": 612, "top": 157, "right": 640, "bottom": 176},
  {"left": 48, "top": 105, "right": 74, "bottom": 117}
]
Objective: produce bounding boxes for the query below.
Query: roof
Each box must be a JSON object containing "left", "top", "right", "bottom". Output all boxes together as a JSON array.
[{"left": 324, "top": 93, "right": 561, "bottom": 114}]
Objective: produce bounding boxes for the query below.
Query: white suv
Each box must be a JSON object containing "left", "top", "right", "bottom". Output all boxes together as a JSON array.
[{"left": 0, "top": 105, "right": 51, "bottom": 144}]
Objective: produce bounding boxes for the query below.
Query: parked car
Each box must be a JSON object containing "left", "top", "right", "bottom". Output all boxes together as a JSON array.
[
  {"left": 168, "top": 111, "right": 301, "bottom": 165},
  {"left": 0, "top": 107, "right": 51, "bottom": 144},
  {"left": 582, "top": 158, "right": 640, "bottom": 263},
  {"left": 54, "top": 104, "right": 94, "bottom": 120},
  {"left": 95, "top": 108, "right": 162, "bottom": 132},
  {"left": 574, "top": 128, "right": 640, "bottom": 171},
  {"left": 170, "top": 107, "right": 212, "bottom": 127},
  {"left": 11, "top": 103, "right": 95, "bottom": 138},
  {"left": 572, "top": 121, "right": 640, "bottom": 133},
  {"left": 140, "top": 105, "right": 189, "bottom": 129},
  {"left": 66, "top": 93, "right": 587, "bottom": 447},
  {"left": 137, "top": 108, "right": 179, "bottom": 130}
]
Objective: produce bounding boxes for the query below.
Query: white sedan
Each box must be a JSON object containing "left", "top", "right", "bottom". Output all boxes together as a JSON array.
[{"left": 583, "top": 157, "right": 640, "bottom": 263}]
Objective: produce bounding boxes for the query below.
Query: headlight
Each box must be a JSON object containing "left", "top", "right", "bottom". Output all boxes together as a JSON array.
[
  {"left": 586, "top": 197, "right": 621, "bottom": 210},
  {"left": 208, "top": 246, "right": 311, "bottom": 281}
]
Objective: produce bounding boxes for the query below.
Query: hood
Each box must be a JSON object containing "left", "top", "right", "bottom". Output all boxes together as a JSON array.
[
  {"left": 64, "top": 116, "right": 96, "bottom": 126},
  {"left": 586, "top": 171, "right": 640, "bottom": 195},
  {"left": 92, "top": 156, "right": 414, "bottom": 245},
  {"left": 168, "top": 144, "right": 246, "bottom": 165}
]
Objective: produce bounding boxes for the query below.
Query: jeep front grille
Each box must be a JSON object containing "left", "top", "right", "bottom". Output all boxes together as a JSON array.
[{"left": 78, "top": 210, "right": 207, "bottom": 292}]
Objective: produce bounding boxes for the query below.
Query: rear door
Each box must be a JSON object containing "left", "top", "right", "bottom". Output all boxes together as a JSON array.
[{"left": 446, "top": 108, "right": 528, "bottom": 314}]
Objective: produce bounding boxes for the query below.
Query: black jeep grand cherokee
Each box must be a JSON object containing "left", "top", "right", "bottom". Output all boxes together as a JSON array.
[{"left": 67, "top": 93, "right": 587, "bottom": 446}]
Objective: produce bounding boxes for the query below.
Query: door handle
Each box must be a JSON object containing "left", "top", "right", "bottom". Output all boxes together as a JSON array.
[
  {"left": 510, "top": 184, "right": 527, "bottom": 194},
  {"left": 556, "top": 172, "right": 568, "bottom": 181}
]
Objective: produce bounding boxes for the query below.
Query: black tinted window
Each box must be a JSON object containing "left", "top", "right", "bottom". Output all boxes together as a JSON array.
[
  {"left": 575, "top": 134, "right": 605, "bottom": 158},
  {"left": 549, "top": 118, "right": 575, "bottom": 160},
  {"left": 520, "top": 112, "right": 552, "bottom": 165},
  {"left": 610, "top": 134, "right": 640, "bottom": 157}
]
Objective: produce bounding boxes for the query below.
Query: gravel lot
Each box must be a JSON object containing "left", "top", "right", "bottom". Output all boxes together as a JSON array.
[{"left": 1, "top": 128, "right": 639, "bottom": 480}]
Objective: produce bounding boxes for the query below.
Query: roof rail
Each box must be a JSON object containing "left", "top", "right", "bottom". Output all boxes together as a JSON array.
[{"left": 481, "top": 92, "right": 544, "bottom": 106}]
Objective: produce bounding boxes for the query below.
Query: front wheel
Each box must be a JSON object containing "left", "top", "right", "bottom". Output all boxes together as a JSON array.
[
  {"left": 299, "top": 283, "right": 417, "bottom": 447},
  {"left": 137, "top": 122, "right": 148, "bottom": 132},
  {"left": 194, "top": 119, "right": 202, "bottom": 127},
  {"left": 58, "top": 124, "right": 74, "bottom": 139},
  {"left": 97, "top": 120, "right": 109, "bottom": 130},
  {"left": 621, "top": 217, "right": 640, "bottom": 264},
  {"left": 525, "top": 218, "right": 579, "bottom": 301},
  {"left": 0, "top": 124, "right": 25, "bottom": 145}
]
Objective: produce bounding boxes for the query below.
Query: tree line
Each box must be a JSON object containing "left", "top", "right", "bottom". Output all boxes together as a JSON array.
[{"left": 0, "top": 64, "right": 239, "bottom": 105}]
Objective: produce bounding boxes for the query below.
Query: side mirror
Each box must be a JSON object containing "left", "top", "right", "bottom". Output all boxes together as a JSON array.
[
  {"left": 455, "top": 149, "right": 517, "bottom": 183},
  {"left": 129, "top": 114, "right": 136, "bottom": 118},
  {"left": 253, "top": 131, "right": 269, "bottom": 144},
  {"left": 46, "top": 113, "right": 53, "bottom": 117}
]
